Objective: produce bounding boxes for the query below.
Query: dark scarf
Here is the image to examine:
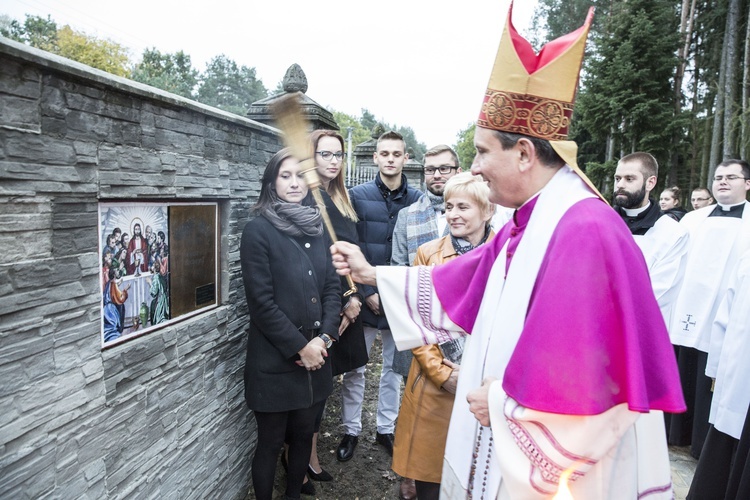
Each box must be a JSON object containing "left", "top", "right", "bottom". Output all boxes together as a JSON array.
[
  {"left": 426, "top": 190, "right": 445, "bottom": 214},
  {"left": 450, "top": 225, "right": 492, "bottom": 255},
  {"left": 615, "top": 199, "right": 662, "bottom": 235},
  {"left": 262, "top": 197, "right": 323, "bottom": 237}
]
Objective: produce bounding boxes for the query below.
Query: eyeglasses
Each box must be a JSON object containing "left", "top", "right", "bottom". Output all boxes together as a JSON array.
[
  {"left": 424, "top": 166, "right": 458, "bottom": 176},
  {"left": 316, "top": 151, "right": 346, "bottom": 161},
  {"left": 713, "top": 175, "right": 749, "bottom": 182},
  {"left": 691, "top": 197, "right": 711, "bottom": 202}
]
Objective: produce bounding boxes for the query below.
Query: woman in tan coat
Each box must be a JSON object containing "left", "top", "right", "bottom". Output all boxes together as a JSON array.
[{"left": 392, "top": 172, "right": 496, "bottom": 499}]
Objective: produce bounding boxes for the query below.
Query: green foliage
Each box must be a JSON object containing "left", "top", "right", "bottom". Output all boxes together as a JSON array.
[
  {"left": 2, "top": 14, "right": 129, "bottom": 76},
  {"left": 331, "top": 110, "right": 371, "bottom": 147},
  {"left": 454, "top": 123, "right": 476, "bottom": 171},
  {"left": 55, "top": 26, "right": 131, "bottom": 77},
  {"left": 196, "top": 54, "right": 268, "bottom": 115},
  {"left": 583, "top": 160, "right": 618, "bottom": 197},
  {"left": 329, "top": 109, "right": 427, "bottom": 161},
  {"left": 533, "top": 0, "right": 604, "bottom": 42},
  {"left": 390, "top": 125, "right": 426, "bottom": 162},
  {"left": 131, "top": 48, "right": 198, "bottom": 99},
  {"left": 360, "top": 109, "right": 377, "bottom": 133},
  {"left": 23, "top": 14, "right": 58, "bottom": 51},
  {"left": 574, "top": 0, "right": 681, "bottom": 167},
  {"left": 2, "top": 14, "right": 58, "bottom": 50}
]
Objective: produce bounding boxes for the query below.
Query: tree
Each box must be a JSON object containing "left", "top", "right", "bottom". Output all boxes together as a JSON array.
[
  {"left": 454, "top": 123, "right": 476, "bottom": 171},
  {"left": 359, "top": 109, "right": 378, "bottom": 135},
  {"left": 55, "top": 26, "right": 130, "bottom": 77},
  {"left": 1, "top": 14, "right": 57, "bottom": 51},
  {"left": 721, "top": 0, "right": 742, "bottom": 158},
  {"left": 331, "top": 110, "right": 371, "bottom": 147},
  {"left": 533, "top": 0, "right": 603, "bottom": 41},
  {"left": 196, "top": 54, "right": 268, "bottom": 115},
  {"left": 573, "top": 0, "right": 681, "bottom": 189},
  {"left": 131, "top": 48, "right": 199, "bottom": 99},
  {"left": 1, "top": 14, "right": 130, "bottom": 77},
  {"left": 391, "top": 125, "right": 426, "bottom": 162}
]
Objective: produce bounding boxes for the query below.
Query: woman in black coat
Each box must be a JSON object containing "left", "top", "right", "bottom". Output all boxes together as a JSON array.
[
  {"left": 302, "top": 130, "right": 368, "bottom": 482},
  {"left": 240, "top": 148, "right": 341, "bottom": 500}
]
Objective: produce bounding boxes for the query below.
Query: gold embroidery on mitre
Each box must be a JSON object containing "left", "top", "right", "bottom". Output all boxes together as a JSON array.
[
  {"left": 480, "top": 90, "right": 573, "bottom": 140},
  {"left": 484, "top": 91, "right": 516, "bottom": 130},
  {"left": 529, "top": 100, "right": 570, "bottom": 138}
]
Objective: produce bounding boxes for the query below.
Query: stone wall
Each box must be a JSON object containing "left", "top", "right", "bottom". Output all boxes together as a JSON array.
[{"left": 0, "top": 38, "right": 282, "bottom": 499}]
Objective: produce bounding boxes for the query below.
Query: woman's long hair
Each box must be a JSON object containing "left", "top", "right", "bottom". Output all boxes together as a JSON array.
[{"left": 311, "top": 130, "right": 358, "bottom": 222}]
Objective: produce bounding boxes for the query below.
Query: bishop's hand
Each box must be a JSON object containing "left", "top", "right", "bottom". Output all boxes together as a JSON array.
[
  {"left": 467, "top": 376, "right": 497, "bottom": 427},
  {"left": 331, "top": 242, "right": 376, "bottom": 286}
]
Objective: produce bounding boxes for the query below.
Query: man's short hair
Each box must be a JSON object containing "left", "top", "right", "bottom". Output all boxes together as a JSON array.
[
  {"left": 377, "top": 131, "right": 406, "bottom": 152},
  {"left": 492, "top": 131, "right": 565, "bottom": 168},
  {"left": 692, "top": 187, "right": 711, "bottom": 197},
  {"left": 619, "top": 152, "right": 658, "bottom": 179},
  {"left": 423, "top": 144, "right": 460, "bottom": 167},
  {"left": 717, "top": 159, "right": 750, "bottom": 179}
]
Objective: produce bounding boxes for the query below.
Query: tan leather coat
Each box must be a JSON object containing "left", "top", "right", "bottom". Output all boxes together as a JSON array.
[{"left": 392, "top": 231, "right": 495, "bottom": 482}]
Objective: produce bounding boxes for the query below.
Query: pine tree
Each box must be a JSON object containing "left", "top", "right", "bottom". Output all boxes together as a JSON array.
[
  {"left": 131, "top": 48, "right": 199, "bottom": 99},
  {"left": 196, "top": 55, "right": 268, "bottom": 115},
  {"left": 574, "top": 0, "right": 681, "bottom": 189}
]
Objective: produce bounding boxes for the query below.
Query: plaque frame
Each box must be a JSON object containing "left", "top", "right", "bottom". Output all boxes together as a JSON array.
[{"left": 98, "top": 201, "right": 219, "bottom": 349}]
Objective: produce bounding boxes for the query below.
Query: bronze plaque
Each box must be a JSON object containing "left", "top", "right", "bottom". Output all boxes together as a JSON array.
[{"left": 169, "top": 204, "right": 218, "bottom": 317}]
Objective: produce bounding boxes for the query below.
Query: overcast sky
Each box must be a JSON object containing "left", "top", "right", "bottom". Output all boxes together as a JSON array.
[{"left": 2, "top": 0, "right": 539, "bottom": 148}]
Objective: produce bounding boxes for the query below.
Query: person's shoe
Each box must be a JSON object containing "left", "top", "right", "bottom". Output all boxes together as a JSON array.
[
  {"left": 375, "top": 432, "right": 395, "bottom": 456},
  {"left": 399, "top": 478, "right": 417, "bottom": 500},
  {"left": 300, "top": 478, "right": 316, "bottom": 496},
  {"left": 336, "top": 434, "right": 358, "bottom": 462},
  {"left": 307, "top": 464, "right": 333, "bottom": 481}
]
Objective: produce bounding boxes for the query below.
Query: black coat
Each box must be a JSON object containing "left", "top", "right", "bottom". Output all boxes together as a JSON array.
[
  {"left": 349, "top": 174, "right": 421, "bottom": 329},
  {"left": 322, "top": 191, "right": 368, "bottom": 375},
  {"left": 240, "top": 215, "right": 341, "bottom": 412}
]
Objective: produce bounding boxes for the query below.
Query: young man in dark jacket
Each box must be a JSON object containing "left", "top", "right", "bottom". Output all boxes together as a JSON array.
[{"left": 335, "top": 131, "right": 422, "bottom": 462}]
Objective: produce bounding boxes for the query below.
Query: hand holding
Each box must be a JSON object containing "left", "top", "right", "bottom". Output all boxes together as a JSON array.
[
  {"left": 343, "top": 296, "right": 362, "bottom": 321},
  {"left": 331, "top": 242, "right": 376, "bottom": 286}
]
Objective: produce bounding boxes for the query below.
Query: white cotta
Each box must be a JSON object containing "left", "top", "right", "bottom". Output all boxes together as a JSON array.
[
  {"left": 670, "top": 201, "right": 750, "bottom": 352},
  {"left": 630, "top": 214, "right": 689, "bottom": 328},
  {"left": 707, "top": 251, "right": 750, "bottom": 439}
]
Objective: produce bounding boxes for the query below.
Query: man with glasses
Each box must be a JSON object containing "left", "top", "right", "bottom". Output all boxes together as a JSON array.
[
  {"left": 389, "top": 144, "right": 460, "bottom": 499},
  {"left": 392, "top": 145, "right": 460, "bottom": 268},
  {"left": 670, "top": 159, "right": 750, "bottom": 460},
  {"left": 690, "top": 187, "right": 714, "bottom": 210},
  {"left": 336, "top": 131, "right": 421, "bottom": 463}
]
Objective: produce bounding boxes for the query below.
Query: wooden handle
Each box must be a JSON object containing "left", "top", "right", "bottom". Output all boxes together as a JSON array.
[{"left": 272, "top": 94, "right": 357, "bottom": 297}]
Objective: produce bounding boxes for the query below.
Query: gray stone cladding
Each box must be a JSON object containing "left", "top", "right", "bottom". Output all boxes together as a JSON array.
[{"left": 0, "top": 37, "right": 282, "bottom": 499}]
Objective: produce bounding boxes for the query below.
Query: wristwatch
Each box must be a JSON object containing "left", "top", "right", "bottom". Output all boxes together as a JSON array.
[{"left": 318, "top": 333, "right": 334, "bottom": 349}]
